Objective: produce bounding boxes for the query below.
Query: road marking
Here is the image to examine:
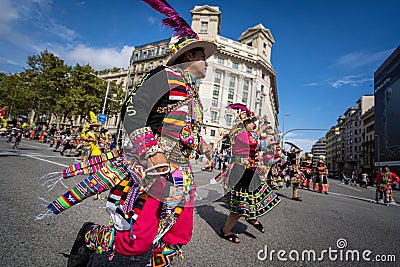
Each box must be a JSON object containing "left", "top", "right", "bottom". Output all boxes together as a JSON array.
[
  {"left": 337, "top": 183, "right": 361, "bottom": 191},
  {"left": 22, "top": 154, "right": 68, "bottom": 167},
  {"left": 329, "top": 191, "right": 400, "bottom": 207},
  {"left": 28, "top": 154, "right": 65, "bottom": 158}
]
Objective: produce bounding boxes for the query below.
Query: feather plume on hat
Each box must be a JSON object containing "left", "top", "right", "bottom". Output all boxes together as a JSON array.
[
  {"left": 141, "top": 0, "right": 217, "bottom": 66},
  {"left": 142, "top": 0, "right": 198, "bottom": 39}
]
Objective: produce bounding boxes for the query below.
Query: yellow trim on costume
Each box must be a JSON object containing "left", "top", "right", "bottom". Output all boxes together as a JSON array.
[
  {"left": 90, "top": 143, "right": 101, "bottom": 156},
  {"left": 0, "top": 117, "right": 7, "bottom": 128},
  {"left": 163, "top": 117, "right": 186, "bottom": 126},
  {"left": 168, "top": 80, "right": 186, "bottom": 87}
]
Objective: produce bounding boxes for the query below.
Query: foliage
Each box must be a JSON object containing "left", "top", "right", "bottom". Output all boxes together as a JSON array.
[
  {"left": 98, "top": 67, "right": 121, "bottom": 74},
  {"left": 0, "top": 73, "right": 33, "bottom": 116},
  {"left": 0, "top": 50, "right": 124, "bottom": 126}
]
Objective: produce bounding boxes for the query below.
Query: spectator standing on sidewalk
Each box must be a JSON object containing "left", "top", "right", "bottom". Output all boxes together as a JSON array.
[
  {"left": 360, "top": 172, "right": 368, "bottom": 188},
  {"left": 213, "top": 149, "right": 218, "bottom": 169},
  {"left": 340, "top": 171, "right": 345, "bottom": 184},
  {"left": 350, "top": 170, "right": 357, "bottom": 186},
  {"left": 217, "top": 150, "right": 224, "bottom": 170}
]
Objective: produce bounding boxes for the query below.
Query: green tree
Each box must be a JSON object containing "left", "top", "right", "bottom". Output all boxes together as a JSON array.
[
  {"left": 68, "top": 64, "right": 106, "bottom": 123},
  {"left": 24, "top": 50, "right": 71, "bottom": 124},
  {"left": 0, "top": 73, "right": 32, "bottom": 118},
  {"left": 1, "top": 50, "right": 124, "bottom": 127}
]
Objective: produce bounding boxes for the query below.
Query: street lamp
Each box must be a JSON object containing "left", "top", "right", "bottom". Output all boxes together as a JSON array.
[
  {"left": 90, "top": 73, "right": 111, "bottom": 126},
  {"left": 90, "top": 73, "right": 110, "bottom": 111},
  {"left": 116, "top": 66, "right": 133, "bottom": 147},
  {"left": 282, "top": 113, "right": 290, "bottom": 145},
  {"left": 90, "top": 73, "right": 111, "bottom": 115},
  {"left": 101, "top": 80, "right": 111, "bottom": 116}
]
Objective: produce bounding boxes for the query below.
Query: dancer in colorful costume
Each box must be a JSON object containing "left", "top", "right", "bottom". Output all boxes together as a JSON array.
[
  {"left": 374, "top": 165, "right": 400, "bottom": 204},
  {"left": 289, "top": 165, "right": 305, "bottom": 201},
  {"left": 41, "top": 2, "right": 217, "bottom": 266},
  {"left": 300, "top": 153, "right": 313, "bottom": 190},
  {"left": 220, "top": 103, "right": 280, "bottom": 243},
  {"left": 0, "top": 106, "right": 8, "bottom": 135},
  {"left": 283, "top": 142, "right": 302, "bottom": 171},
  {"left": 80, "top": 111, "right": 102, "bottom": 160},
  {"left": 315, "top": 155, "right": 329, "bottom": 194},
  {"left": 266, "top": 163, "right": 285, "bottom": 190}
]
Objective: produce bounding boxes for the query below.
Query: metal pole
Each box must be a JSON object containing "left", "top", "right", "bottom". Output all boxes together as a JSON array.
[
  {"left": 8, "top": 88, "right": 18, "bottom": 120},
  {"left": 102, "top": 80, "right": 110, "bottom": 115},
  {"left": 267, "top": 128, "right": 328, "bottom": 151},
  {"left": 116, "top": 67, "right": 131, "bottom": 148},
  {"left": 282, "top": 113, "right": 290, "bottom": 145},
  {"left": 282, "top": 115, "right": 285, "bottom": 145}
]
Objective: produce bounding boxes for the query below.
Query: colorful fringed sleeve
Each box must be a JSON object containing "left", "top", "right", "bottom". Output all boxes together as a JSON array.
[{"left": 47, "top": 150, "right": 129, "bottom": 214}]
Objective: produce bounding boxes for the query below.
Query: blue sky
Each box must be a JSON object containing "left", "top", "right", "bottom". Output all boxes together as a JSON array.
[{"left": 1, "top": 0, "right": 399, "bottom": 151}]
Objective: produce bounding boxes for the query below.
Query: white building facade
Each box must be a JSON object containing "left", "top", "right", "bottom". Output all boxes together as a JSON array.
[{"left": 189, "top": 5, "right": 279, "bottom": 148}]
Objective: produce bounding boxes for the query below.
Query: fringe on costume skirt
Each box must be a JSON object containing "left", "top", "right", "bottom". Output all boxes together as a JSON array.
[{"left": 225, "top": 163, "right": 280, "bottom": 219}]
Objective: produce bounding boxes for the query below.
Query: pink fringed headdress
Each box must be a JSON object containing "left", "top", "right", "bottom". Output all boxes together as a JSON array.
[{"left": 226, "top": 103, "right": 257, "bottom": 122}]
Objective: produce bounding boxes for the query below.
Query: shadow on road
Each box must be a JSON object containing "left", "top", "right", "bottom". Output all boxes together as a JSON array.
[
  {"left": 13, "top": 147, "right": 38, "bottom": 151},
  {"left": 0, "top": 154, "right": 19, "bottom": 158},
  {"left": 276, "top": 192, "right": 292, "bottom": 200},
  {"left": 196, "top": 194, "right": 255, "bottom": 239},
  {"left": 60, "top": 246, "right": 151, "bottom": 266}
]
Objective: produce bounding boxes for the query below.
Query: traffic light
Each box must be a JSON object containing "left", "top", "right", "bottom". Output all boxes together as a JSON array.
[{"left": 335, "top": 127, "right": 340, "bottom": 135}]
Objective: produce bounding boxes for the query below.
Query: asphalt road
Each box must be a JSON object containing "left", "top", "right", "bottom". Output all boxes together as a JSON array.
[{"left": 1, "top": 137, "right": 399, "bottom": 267}]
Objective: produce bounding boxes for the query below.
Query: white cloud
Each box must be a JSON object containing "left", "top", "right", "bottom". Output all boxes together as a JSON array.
[
  {"left": 0, "top": 0, "right": 76, "bottom": 55},
  {"left": 6, "top": 58, "right": 20, "bottom": 66},
  {"left": 0, "top": 0, "right": 19, "bottom": 37},
  {"left": 305, "top": 74, "right": 373, "bottom": 88},
  {"left": 0, "top": 0, "right": 134, "bottom": 72},
  {"left": 333, "top": 48, "right": 394, "bottom": 70},
  {"left": 18, "top": 1, "right": 77, "bottom": 43},
  {"left": 306, "top": 48, "right": 394, "bottom": 89},
  {"left": 147, "top": 16, "right": 156, "bottom": 24},
  {"left": 31, "top": 0, "right": 52, "bottom": 10},
  {"left": 329, "top": 75, "right": 373, "bottom": 88},
  {"left": 304, "top": 82, "right": 319, "bottom": 86},
  {"left": 57, "top": 44, "right": 135, "bottom": 70},
  {"left": 0, "top": 56, "right": 21, "bottom": 73}
]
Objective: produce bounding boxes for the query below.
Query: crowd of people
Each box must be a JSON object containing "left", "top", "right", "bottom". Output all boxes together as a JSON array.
[
  {"left": 338, "top": 167, "right": 400, "bottom": 205},
  {"left": 265, "top": 146, "right": 330, "bottom": 201},
  {"left": 1, "top": 115, "right": 29, "bottom": 149},
  {"left": 209, "top": 135, "right": 331, "bottom": 203},
  {"left": 1, "top": 112, "right": 117, "bottom": 159}
]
